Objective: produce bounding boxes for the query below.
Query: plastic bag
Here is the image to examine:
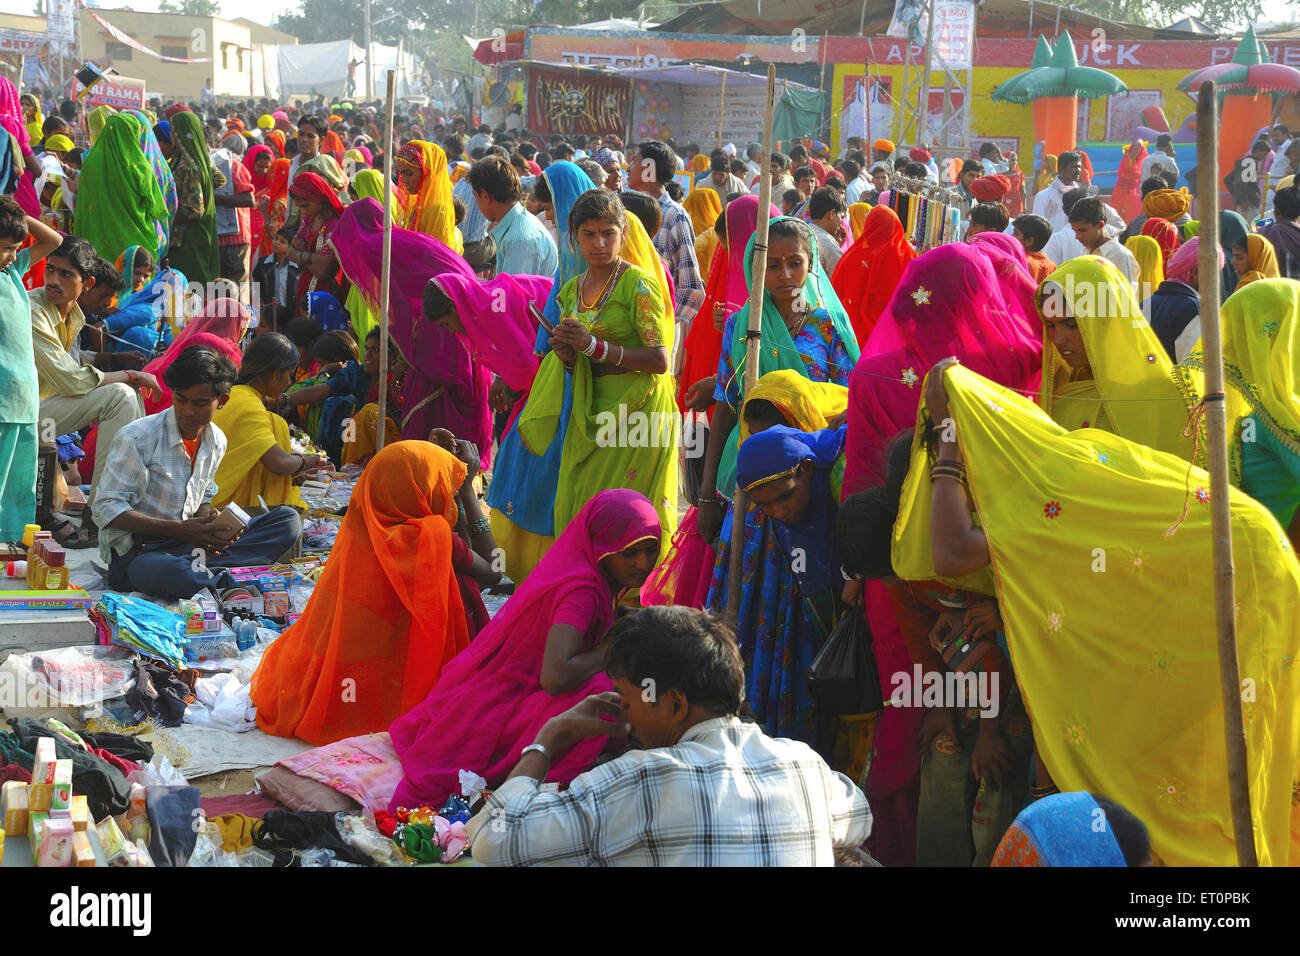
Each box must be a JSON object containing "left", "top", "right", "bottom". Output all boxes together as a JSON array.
[
  {"left": 806, "top": 606, "right": 883, "bottom": 716},
  {"left": 641, "top": 506, "right": 714, "bottom": 609}
]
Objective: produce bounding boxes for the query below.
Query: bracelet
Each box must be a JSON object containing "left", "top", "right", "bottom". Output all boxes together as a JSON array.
[
  {"left": 929, "top": 465, "right": 967, "bottom": 484},
  {"left": 469, "top": 516, "right": 491, "bottom": 537},
  {"left": 617, "top": 345, "right": 625, "bottom": 366},
  {"left": 520, "top": 742, "right": 550, "bottom": 770},
  {"left": 581, "top": 334, "right": 599, "bottom": 357}
]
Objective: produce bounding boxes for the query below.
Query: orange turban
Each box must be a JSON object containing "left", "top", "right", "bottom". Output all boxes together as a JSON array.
[
  {"left": 1141, "top": 188, "right": 1190, "bottom": 221},
  {"left": 873, "top": 138, "right": 895, "bottom": 154}
]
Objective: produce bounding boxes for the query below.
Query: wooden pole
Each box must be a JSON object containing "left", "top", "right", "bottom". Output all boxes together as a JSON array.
[
  {"left": 716, "top": 69, "right": 727, "bottom": 148},
  {"left": 725, "top": 63, "right": 777, "bottom": 625},
  {"left": 376, "top": 69, "right": 396, "bottom": 454},
  {"left": 918, "top": 0, "right": 936, "bottom": 147},
  {"left": 1196, "top": 79, "right": 1257, "bottom": 868}
]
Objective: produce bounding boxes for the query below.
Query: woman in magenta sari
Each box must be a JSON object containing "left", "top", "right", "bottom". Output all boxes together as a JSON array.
[
  {"left": 388, "top": 489, "right": 660, "bottom": 808},
  {"left": 0, "top": 78, "right": 41, "bottom": 217},
  {"left": 839, "top": 243, "right": 1042, "bottom": 867},
  {"left": 331, "top": 197, "right": 494, "bottom": 464},
  {"left": 966, "top": 230, "right": 1041, "bottom": 322}
]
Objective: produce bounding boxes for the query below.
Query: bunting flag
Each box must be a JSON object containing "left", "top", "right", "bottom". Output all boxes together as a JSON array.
[{"left": 90, "top": 12, "right": 214, "bottom": 63}]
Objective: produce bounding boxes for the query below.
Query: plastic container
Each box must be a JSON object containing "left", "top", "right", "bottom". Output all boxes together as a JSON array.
[
  {"left": 5, "top": 560, "right": 26, "bottom": 578},
  {"left": 21, "top": 524, "right": 39, "bottom": 548},
  {"left": 41, "top": 545, "right": 68, "bottom": 590}
]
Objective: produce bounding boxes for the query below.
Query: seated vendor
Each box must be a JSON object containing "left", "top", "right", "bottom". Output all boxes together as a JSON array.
[
  {"left": 465, "top": 605, "right": 872, "bottom": 866},
  {"left": 90, "top": 345, "right": 303, "bottom": 599},
  {"left": 212, "top": 332, "right": 329, "bottom": 511}
]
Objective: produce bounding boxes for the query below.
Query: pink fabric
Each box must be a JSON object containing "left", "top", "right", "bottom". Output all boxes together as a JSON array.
[
  {"left": 432, "top": 272, "right": 553, "bottom": 395},
  {"left": 725, "top": 195, "right": 780, "bottom": 312},
  {"left": 388, "top": 489, "right": 661, "bottom": 809},
  {"left": 640, "top": 506, "right": 713, "bottom": 609},
  {"left": 0, "top": 79, "right": 37, "bottom": 217},
  {"left": 1166, "top": 235, "right": 1222, "bottom": 280},
  {"left": 277, "top": 732, "right": 402, "bottom": 816},
  {"left": 332, "top": 198, "right": 492, "bottom": 456},
  {"left": 143, "top": 302, "right": 250, "bottom": 414},
  {"left": 966, "top": 230, "right": 1040, "bottom": 320},
  {"left": 843, "top": 243, "right": 1042, "bottom": 494}
]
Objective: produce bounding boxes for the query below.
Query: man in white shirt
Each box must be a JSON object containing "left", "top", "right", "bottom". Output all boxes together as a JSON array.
[
  {"left": 1032, "top": 150, "right": 1085, "bottom": 232},
  {"left": 806, "top": 187, "right": 847, "bottom": 272},
  {"left": 1141, "top": 134, "right": 1179, "bottom": 182},
  {"left": 1069, "top": 197, "right": 1138, "bottom": 287},
  {"left": 979, "top": 141, "right": 1008, "bottom": 176},
  {"left": 466, "top": 606, "right": 871, "bottom": 866},
  {"left": 751, "top": 150, "right": 794, "bottom": 198}
]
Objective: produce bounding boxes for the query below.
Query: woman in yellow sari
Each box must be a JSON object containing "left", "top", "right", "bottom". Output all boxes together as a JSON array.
[
  {"left": 87, "top": 105, "right": 115, "bottom": 146},
  {"left": 395, "top": 139, "right": 462, "bottom": 253},
  {"left": 1038, "top": 256, "right": 1195, "bottom": 463},
  {"left": 1230, "top": 233, "right": 1281, "bottom": 289},
  {"left": 213, "top": 333, "right": 327, "bottom": 511},
  {"left": 899, "top": 359, "right": 1300, "bottom": 866},
  {"left": 848, "top": 202, "right": 871, "bottom": 242},
  {"left": 683, "top": 186, "right": 723, "bottom": 277},
  {"left": 1125, "top": 233, "right": 1164, "bottom": 305}
]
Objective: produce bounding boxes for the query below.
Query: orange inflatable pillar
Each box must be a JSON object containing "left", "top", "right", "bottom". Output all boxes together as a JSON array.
[
  {"left": 1038, "top": 96, "right": 1078, "bottom": 157},
  {"left": 1218, "top": 92, "right": 1275, "bottom": 209},
  {"left": 1033, "top": 100, "right": 1049, "bottom": 150}
]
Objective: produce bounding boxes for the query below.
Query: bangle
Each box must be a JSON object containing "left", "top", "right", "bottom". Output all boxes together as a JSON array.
[
  {"left": 520, "top": 742, "right": 550, "bottom": 770},
  {"left": 617, "top": 344, "right": 625, "bottom": 366},
  {"left": 930, "top": 463, "right": 967, "bottom": 484},
  {"left": 469, "top": 516, "right": 491, "bottom": 537},
  {"left": 581, "top": 334, "right": 599, "bottom": 357}
]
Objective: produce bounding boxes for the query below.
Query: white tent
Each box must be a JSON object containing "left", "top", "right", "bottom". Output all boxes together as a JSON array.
[{"left": 258, "top": 40, "right": 421, "bottom": 101}]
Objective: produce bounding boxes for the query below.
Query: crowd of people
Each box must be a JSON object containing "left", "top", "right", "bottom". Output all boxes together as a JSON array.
[{"left": 4, "top": 79, "right": 1300, "bottom": 866}]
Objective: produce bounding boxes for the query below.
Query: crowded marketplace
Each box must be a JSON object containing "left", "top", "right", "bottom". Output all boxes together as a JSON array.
[{"left": 0, "top": 0, "right": 1298, "bottom": 880}]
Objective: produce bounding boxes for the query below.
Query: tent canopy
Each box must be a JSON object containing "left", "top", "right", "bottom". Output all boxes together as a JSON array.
[{"left": 617, "top": 63, "right": 816, "bottom": 90}]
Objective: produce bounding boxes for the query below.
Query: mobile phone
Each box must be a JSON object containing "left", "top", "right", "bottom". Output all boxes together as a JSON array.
[{"left": 527, "top": 301, "right": 555, "bottom": 335}]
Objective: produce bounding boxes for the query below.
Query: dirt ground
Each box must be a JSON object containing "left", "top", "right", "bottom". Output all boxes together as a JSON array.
[{"left": 194, "top": 767, "right": 268, "bottom": 798}]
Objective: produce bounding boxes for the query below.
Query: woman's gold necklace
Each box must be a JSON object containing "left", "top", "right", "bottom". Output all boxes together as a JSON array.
[{"left": 580, "top": 263, "right": 619, "bottom": 311}]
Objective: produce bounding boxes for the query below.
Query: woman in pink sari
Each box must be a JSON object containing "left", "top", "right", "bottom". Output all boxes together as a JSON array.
[
  {"left": 0, "top": 79, "right": 41, "bottom": 217},
  {"left": 143, "top": 300, "right": 250, "bottom": 414},
  {"left": 331, "top": 198, "right": 494, "bottom": 465},
  {"left": 839, "top": 243, "right": 1042, "bottom": 866},
  {"left": 966, "top": 230, "right": 1040, "bottom": 322},
  {"left": 388, "top": 489, "right": 660, "bottom": 809}
]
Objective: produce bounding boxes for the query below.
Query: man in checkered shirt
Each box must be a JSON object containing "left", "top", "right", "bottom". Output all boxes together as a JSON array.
[
  {"left": 627, "top": 140, "right": 705, "bottom": 373},
  {"left": 466, "top": 606, "right": 871, "bottom": 866}
]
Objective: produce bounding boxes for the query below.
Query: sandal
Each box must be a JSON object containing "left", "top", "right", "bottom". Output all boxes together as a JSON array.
[{"left": 47, "top": 518, "right": 96, "bottom": 550}]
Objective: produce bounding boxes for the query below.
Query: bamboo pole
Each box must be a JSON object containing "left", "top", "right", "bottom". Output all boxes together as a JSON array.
[
  {"left": 376, "top": 69, "right": 397, "bottom": 454},
  {"left": 725, "top": 63, "right": 777, "bottom": 625},
  {"left": 716, "top": 70, "right": 727, "bottom": 148},
  {"left": 1196, "top": 79, "right": 1257, "bottom": 868}
]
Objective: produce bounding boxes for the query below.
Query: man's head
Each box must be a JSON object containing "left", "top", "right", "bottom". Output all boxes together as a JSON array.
[
  {"left": 1012, "top": 214, "right": 1052, "bottom": 253},
  {"left": 870, "top": 163, "right": 891, "bottom": 192},
  {"left": 792, "top": 165, "right": 816, "bottom": 198},
  {"left": 1270, "top": 124, "right": 1290, "bottom": 149},
  {"left": 297, "top": 116, "right": 325, "bottom": 158},
  {"left": 840, "top": 159, "right": 862, "bottom": 184},
  {"left": 467, "top": 155, "right": 522, "bottom": 221},
  {"left": 43, "top": 236, "right": 97, "bottom": 310},
  {"left": 628, "top": 140, "right": 675, "bottom": 192},
  {"left": 604, "top": 606, "right": 746, "bottom": 749},
  {"left": 1068, "top": 197, "right": 1108, "bottom": 249},
  {"left": 164, "top": 345, "right": 238, "bottom": 439},
  {"left": 979, "top": 141, "right": 1002, "bottom": 163},
  {"left": 808, "top": 186, "right": 846, "bottom": 234},
  {"left": 1156, "top": 134, "right": 1173, "bottom": 154},
  {"left": 745, "top": 142, "right": 762, "bottom": 161},
  {"left": 1140, "top": 176, "right": 1166, "bottom": 200},
  {"left": 273, "top": 225, "right": 294, "bottom": 258},
  {"left": 769, "top": 151, "right": 790, "bottom": 182},
  {"left": 0, "top": 196, "right": 29, "bottom": 272},
  {"left": 79, "top": 259, "right": 124, "bottom": 315},
  {"left": 781, "top": 187, "right": 802, "bottom": 216},
  {"left": 1061, "top": 186, "right": 1089, "bottom": 218},
  {"left": 1058, "top": 150, "right": 1083, "bottom": 185},
  {"left": 1275, "top": 185, "right": 1300, "bottom": 224},
  {"left": 966, "top": 201, "right": 1010, "bottom": 237},
  {"left": 959, "top": 159, "right": 982, "bottom": 191},
  {"left": 1250, "top": 139, "right": 1271, "bottom": 161}
]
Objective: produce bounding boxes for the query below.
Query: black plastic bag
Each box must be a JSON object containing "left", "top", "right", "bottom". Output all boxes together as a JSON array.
[{"left": 806, "top": 606, "right": 883, "bottom": 716}]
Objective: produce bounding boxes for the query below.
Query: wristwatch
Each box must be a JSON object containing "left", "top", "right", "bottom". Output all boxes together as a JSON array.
[{"left": 520, "top": 742, "right": 550, "bottom": 769}]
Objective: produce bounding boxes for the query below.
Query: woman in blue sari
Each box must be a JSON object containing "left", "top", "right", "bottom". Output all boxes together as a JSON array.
[
  {"left": 103, "top": 245, "right": 176, "bottom": 354},
  {"left": 487, "top": 161, "right": 593, "bottom": 582},
  {"left": 732, "top": 422, "right": 848, "bottom": 749}
]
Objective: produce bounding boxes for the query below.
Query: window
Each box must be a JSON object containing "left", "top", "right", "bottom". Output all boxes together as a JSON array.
[
  {"left": 160, "top": 45, "right": 188, "bottom": 59},
  {"left": 105, "top": 42, "right": 132, "bottom": 60}
]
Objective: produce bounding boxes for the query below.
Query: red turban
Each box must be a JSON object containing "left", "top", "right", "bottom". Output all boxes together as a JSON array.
[
  {"left": 909, "top": 147, "right": 932, "bottom": 163},
  {"left": 289, "top": 171, "right": 343, "bottom": 217},
  {"left": 970, "top": 175, "right": 1012, "bottom": 202}
]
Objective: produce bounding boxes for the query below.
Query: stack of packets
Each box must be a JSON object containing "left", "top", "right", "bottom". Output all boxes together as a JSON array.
[
  {"left": 219, "top": 560, "right": 320, "bottom": 624},
  {"left": 0, "top": 736, "right": 153, "bottom": 866}
]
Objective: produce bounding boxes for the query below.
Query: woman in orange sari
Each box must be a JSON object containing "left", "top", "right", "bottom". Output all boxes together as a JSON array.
[
  {"left": 251, "top": 441, "right": 473, "bottom": 746},
  {"left": 831, "top": 205, "right": 917, "bottom": 346},
  {"left": 1111, "top": 139, "right": 1147, "bottom": 225},
  {"left": 395, "top": 139, "right": 462, "bottom": 253},
  {"left": 261, "top": 157, "right": 291, "bottom": 257}
]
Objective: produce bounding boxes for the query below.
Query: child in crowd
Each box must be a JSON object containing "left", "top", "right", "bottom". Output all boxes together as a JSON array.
[{"left": 251, "top": 225, "right": 302, "bottom": 333}]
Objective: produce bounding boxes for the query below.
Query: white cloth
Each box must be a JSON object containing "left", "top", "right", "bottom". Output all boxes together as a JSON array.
[
  {"left": 1141, "top": 150, "right": 1180, "bottom": 181},
  {"left": 1042, "top": 227, "right": 1086, "bottom": 265},
  {"left": 1092, "top": 236, "right": 1139, "bottom": 287},
  {"left": 1032, "top": 177, "right": 1081, "bottom": 232}
]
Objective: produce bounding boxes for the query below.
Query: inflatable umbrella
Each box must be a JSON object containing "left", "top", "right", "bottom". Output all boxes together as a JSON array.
[
  {"left": 991, "top": 32, "right": 1127, "bottom": 158},
  {"left": 1177, "top": 26, "right": 1300, "bottom": 207}
]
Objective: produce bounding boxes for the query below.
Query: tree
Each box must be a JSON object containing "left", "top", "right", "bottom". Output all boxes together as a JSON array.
[
  {"left": 1070, "top": 0, "right": 1263, "bottom": 32},
  {"left": 159, "top": 0, "right": 223, "bottom": 15}
]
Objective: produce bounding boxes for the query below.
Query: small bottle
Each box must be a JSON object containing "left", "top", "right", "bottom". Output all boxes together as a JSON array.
[
  {"left": 27, "top": 532, "right": 51, "bottom": 589},
  {"left": 42, "top": 545, "right": 68, "bottom": 590},
  {"left": 5, "top": 560, "right": 26, "bottom": 577}
]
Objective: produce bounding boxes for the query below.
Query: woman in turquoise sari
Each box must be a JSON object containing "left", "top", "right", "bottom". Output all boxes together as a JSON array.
[
  {"left": 103, "top": 245, "right": 172, "bottom": 354},
  {"left": 127, "top": 109, "right": 177, "bottom": 248},
  {"left": 698, "top": 216, "right": 859, "bottom": 745},
  {"left": 487, "top": 161, "right": 593, "bottom": 581},
  {"left": 517, "top": 188, "right": 679, "bottom": 555}
]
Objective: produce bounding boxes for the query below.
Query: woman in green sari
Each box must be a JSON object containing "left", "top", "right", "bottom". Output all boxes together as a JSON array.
[
  {"left": 343, "top": 169, "right": 385, "bottom": 341},
  {"left": 517, "top": 189, "right": 678, "bottom": 551},
  {"left": 74, "top": 112, "right": 169, "bottom": 267},
  {"left": 165, "top": 110, "right": 221, "bottom": 286}
]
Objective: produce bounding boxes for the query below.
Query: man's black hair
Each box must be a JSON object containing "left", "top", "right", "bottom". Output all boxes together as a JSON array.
[
  {"left": 1091, "top": 794, "right": 1151, "bottom": 866},
  {"left": 1013, "top": 213, "right": 1052, "bottom": 251},
  {"left": 620, "top": 189, "right": 661, "bottom": 236},
  {"left": 1140, "top": 176, "right": 1166, "bottom": 198},
  {"left": 283, "top": 316, "right": 323, "bottom": 350},
  {"left": 836, "top": 429, "right": 913, "bottom": 579},
  {"left": 663, "top": 180, "right": 686, "bottom": 203},
  {"left": 89, "top": 258, "right": 125, "bottom": 294},
  {"left": 468, "top": 154, "right": 522, "bottom": 204},
  {"left": 634, "top": 140, "right": 676, "bottom": 186},
  {"left": 979, "top": 141, "right": 999, "bottom": 157},
  {"left": 970, "top": 201, "right": 1010, "bottom": 233},
  {"left": 1068, "top": 196, "right": 1107, "bottom": 225},
  {"left": 792, "top": 165, "right": 815, "bottom": 184},
  {"left": 298, "top": 115, "right": 327, "bottom": 136},
  {"left": 781, "top": 187, "right": 802, "bottom": 209},
  {"left": 49, "top": 235, "right": 97, "bottom": 278},
  {"left": 604, "top": 606, "right": 745, "bottom": 715},
  {"left": 1061, "top": 187, "right": 1089, "bottom": 217},
  {"left": 960, "top": 158, "right": 982, "bottom": 176},
  {"left": 1274, "top": 185, "right": 1300, "bottom": 222},
  {"left": 0, "top": 195, "right": 29, "bottom": 243},
  {"left": 163, "top": 345, "right": 238, "bottom": 396},
  {"left": 808, "top": 186, "right": 845, "bottom": 220}
]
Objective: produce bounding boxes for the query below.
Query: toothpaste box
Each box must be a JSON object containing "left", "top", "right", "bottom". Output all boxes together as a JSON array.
[
  {"left": 96, "top": 815, "right": 127, "bottom": 863},
  {"left": 49, "top": 759, "right": 73, "bottom": 815},
  {"left": 179, "top": 599, "right": 204, "bottom": 635},
  {"left": 69, "top": 795, "right": 89, "bottom": 832},
  {"left": 31, "top": 737, "right": 56, "bottom": 783},
  {"left": 37, "top": 815, "right": 74, "bottom": 867},
  {"left": 1, "top": 780, "right": 27, "bottom": 835},
  {"left": 72, "top": 830, "right": 95, "bottom": 867}
]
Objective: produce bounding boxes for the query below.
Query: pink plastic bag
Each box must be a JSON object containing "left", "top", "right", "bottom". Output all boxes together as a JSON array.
[{"left": 641, "top": 507, "right": 715, "bottom": 609}]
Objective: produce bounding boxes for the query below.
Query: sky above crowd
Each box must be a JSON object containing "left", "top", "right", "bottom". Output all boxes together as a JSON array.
[{"left": 1, "top": 0, "right": 1294, "bottom": 33}]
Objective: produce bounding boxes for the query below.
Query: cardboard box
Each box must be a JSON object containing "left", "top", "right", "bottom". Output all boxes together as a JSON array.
[
  {"left": 72, "top": 830, "right": 95, "bottom": 867},
  {"left": 28, "top": 783, "right": 52, "bottom": 813},
  {"left": 37, "top": 815, "right": 74, "bottom": 867},
  {"left": 69, "top": 795, "right": 89, "bottom": 832},
  {"left": 29, "top": 810, "right": 48, "bottom": 862},
  {"left": 179, "top": 599, "right": 203, "bottom": 635},
  {"left": 31, "top": 737, "right": 56, "bottom": 783},
  {"left": 1, "top": 780, "right": 25, "bottom": 835},
  {"left": 210, "top": 502, "right": 251, "bottom": 535},
  {"left": 96, "top": 815, "right": 126, "bottom": 863},
  {"left": 49, "top": 759, "right": 73, "bottom": 815}
]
